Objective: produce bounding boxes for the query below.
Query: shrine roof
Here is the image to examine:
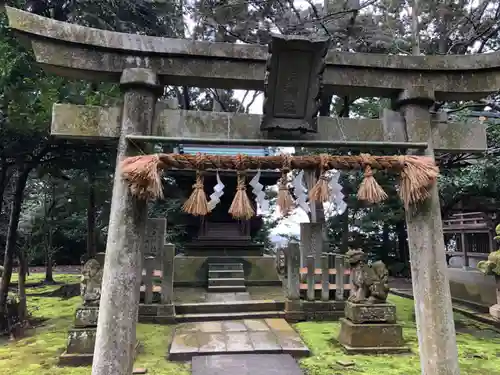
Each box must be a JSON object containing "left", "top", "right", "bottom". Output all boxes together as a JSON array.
[{"left": 179, "top": 145, "right": 270, "bottom": 157}]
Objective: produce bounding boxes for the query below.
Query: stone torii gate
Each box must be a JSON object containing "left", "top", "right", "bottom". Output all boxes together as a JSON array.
[{"left": 4, "top": 5, "right": 496, "bottom": 375}]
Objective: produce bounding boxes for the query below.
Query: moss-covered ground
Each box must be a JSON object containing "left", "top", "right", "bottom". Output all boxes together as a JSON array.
[
  {"left": 1, "top": 274, "right": 499, "bottom": 374},
  {"left": 0, "top": 273, "right": 189, "bottom": 375},
  {"left": 297, "top": 294, "right": 500, "bottom": 375}
]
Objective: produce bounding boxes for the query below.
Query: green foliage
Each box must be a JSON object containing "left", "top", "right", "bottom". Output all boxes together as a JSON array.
[{"left": 477, "top": 251, "right": 500, "bottom": 276}]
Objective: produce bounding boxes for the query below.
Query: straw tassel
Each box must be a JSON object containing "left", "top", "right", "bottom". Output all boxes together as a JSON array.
[
  {"left": 309, "top": 154, "right": 331, "bottom": 203},
  {"left": 308, "top": 174, "right": 330, "bottom": 203},
  {"left": 120, "top": 154, "right": 163, "bottom": 200},
  {"left": 398, "top": 156, "right": 439, "bottom": 209},
  {"left": 277, "top": 177, "right": 294, "bottom": 216},
  {"left": 229, "top": 172, "right": 255, "bottom": 220},
  {"left": 182, "top": 171, "right": 209, "bottom": 216},
  {"left": 276, "top": 154, "right": 295, "bottom": 216},
  {"left": 357, "top": 154, "right": 388, "bottom": 204}
]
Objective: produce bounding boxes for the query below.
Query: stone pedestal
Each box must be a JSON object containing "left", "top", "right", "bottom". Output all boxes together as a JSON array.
[
  {"left": 75, "top": 306, "right": 99, "bottom": 327},
  {"left": 59, "top": 306, "right": 99, "bottom": 366},
  {"left": 338, "top": 302, "right": 409, "bottom": 354},
  {"left": 138, "top": 303, "right": 176, "bottom": 324},
  {"left": 59, "top": 306, "right": 139, "bottom": 366},
  {"left": 489, "top": 304, "right": 500, "bottom": 319},
  {"left": 301, "top": 301, "right": 345, "bottom": 321}
]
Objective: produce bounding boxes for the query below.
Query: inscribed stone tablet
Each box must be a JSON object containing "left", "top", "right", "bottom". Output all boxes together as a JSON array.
[
  {"left": 261, "top": 34, "right": 329, "bottom": 133},
  {"left": 144, "top": 218, "right": 166, "bottom": 256}
]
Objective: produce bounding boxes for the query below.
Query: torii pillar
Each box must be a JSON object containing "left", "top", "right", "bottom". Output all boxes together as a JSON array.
[
  {"left": 92, "top": 68, "right": 162, "bottom": 375},
  {"left": 395, "top": 87, "right": 460, "bottom": 375}
]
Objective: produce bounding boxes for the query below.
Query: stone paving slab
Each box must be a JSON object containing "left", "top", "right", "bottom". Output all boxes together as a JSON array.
[
  {"left": 168, "top": 319, "right": 310, "bottom": 361},
  {"left": 226, "top": 332, "right": 254, "bottom": 352},
  {"left": 198, "top": 332, "right": 227, "bottom": 353},
  {"left": 191, "top": 354, "right": 304, "bottom": 375},
  {"left": 244, "top": 319, "right": 270, "bottom": 331},
  {"left": 222, "top": 320, "right": 247, "bottom": 332}
]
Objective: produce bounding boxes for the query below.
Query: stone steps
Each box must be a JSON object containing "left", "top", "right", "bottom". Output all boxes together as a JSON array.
[
  {"left": 208, "top": 263, "right": 244, "bottom": 271},
  {"left": 208, "top": 262, "right": 245, "bottom": 292},
  {"left": 209, "top": 269, "right": 244, "bottom": 278},
  {"left": 175, "top": 310, "right": 285, "bottom": 322},
  {"left": 207, "top": 285, "right": 247, "bottom": 292},
  {"left": 176, "top": 300, "right": 285, "bottom": 315},
  {"left": 209, "top": 277, "right": 245, "bottom": 286}
]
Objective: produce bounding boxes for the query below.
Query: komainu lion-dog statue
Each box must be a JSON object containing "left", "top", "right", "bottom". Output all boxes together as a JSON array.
[{"left": 346, "top": 249, "right": 389, "bottom": 304}]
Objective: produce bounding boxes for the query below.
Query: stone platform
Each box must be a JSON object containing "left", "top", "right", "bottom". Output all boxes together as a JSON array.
[
  {"left": 173, "top": 255, "right": 281, "bottom": 287},
  {"left": 192, "top": 354, "right": 304, "bottom": 375},
  {"left": 168, "top": 318, "right": 310, "bottom": 361}
]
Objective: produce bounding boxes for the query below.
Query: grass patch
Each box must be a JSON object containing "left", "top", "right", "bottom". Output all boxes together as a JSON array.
[
  {"left": 0, "top": 273, "right": 189, "bottom": 375},
  {"left": 296, "top": 295, "right": 500, "bottom": 375},
  {"left": 10, "top": 273, "right": 80, "bottom": 286}
]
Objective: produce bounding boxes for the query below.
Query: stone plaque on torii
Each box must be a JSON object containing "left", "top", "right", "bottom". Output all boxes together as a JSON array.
[{"left": 5, "top": 5, "right": 497, "bottom": 375}]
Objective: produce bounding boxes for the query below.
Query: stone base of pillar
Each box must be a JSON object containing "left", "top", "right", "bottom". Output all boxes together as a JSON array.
[
  {"left": 337, "top": 302, "right": 410, "bottom": 354},
  {"left": 59, "top": 305, "right": 140, "bottom": 366},
  {"left": 285, "top": 299, "right": 347, "bottom": 322},
  {"left": 489, "top": 304, "right": 500, "bottom": 319},
  {"left": 138, "top": 303, "right": 176, "bottom": 324},
  {"left": 284, "top": 300, "right": 305, "bottom": 322},
  {"left": 302, "top": 300, "right": 345, "bottom": 321},
  {"left": 59, "top": 333, "right": 140, "bottom": 366}
]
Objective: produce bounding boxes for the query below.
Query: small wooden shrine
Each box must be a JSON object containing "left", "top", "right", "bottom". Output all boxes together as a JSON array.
[
  {"left": 169, "top": 144, "right": 280, "bottom": 256},
  {"left": 444, "top": 211, "right": 495, "bottom": 268}
]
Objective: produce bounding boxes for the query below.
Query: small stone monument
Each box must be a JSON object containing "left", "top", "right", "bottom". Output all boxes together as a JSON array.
[
  {"left": 477, "top": 225, "right": 500, "bottom": 320},
  {"left": 337, "top": 249, "right": 409, "bottom": 354},
  {"left": 60, "top": 252, "right": 142, "bottom": 365},
  {"left": 59, "top": 254, "right": 104, "bottom": 365},
  {"left": 59, "top": 253, "right": 105, "bottom": 365}
]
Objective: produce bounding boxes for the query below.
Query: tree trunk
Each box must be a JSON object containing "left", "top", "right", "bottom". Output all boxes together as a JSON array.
[
  {"left": 340, "top": 209, "right": 349, "bottom": 253},
  {"left": 44, "top": 182, "right": 55, "bottom": 283},
  {"left": 45, "top": 253, "right": 53, "bottom": 283},
  {"left": 396, "top": 220, "right": 409, "bottom": 264},
  {"left": 0, "top": 157, "right": 8, "bottom": 217},
  {"left": 87, "top": 171, "right": 97, "bottom": 259},
  {"left": 17, "top": 249, "right": 27, "bottom": 324},
  {"left": 382, "top": 222, "right": 390, "bottom": 261},
  {"left": 45, "top": 226, "right": 54, "bottom": 283},
  {"left": 0, "top": 167, "right": 31, "bottom": 330}
]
